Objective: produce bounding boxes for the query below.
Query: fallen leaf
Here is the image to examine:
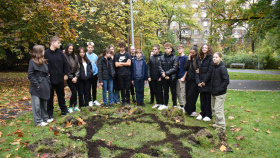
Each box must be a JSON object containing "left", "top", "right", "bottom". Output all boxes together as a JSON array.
[
  {"left": 270, "top": 116, "right": 275, "bottom": 118},
  {"left": 54, "top": 131, "right": 59, "bottom": 135},
  {"left": 240, "top": 121, "right": 249, "bottom": 123},
  {"left": 210, "top": 149, "right": 215, "bottom": 153},
  {"left": 66, "top": 133, "right": 70, "bottom": 137},
  {"left": 101, "top": 139, "right": 105, "bottom": 141},
  {"left": 176, "top": 120, "right": 180, "bottom": 123},
  {"left": 127, "top": 133, "right": 133, "bottom": 136},
  {"left": 240, "top": 106, "right": 244, "bottom": 109},
  {"left": 11, "top": 141, "right": 20, "bottom": 145},
  {"left": 220, "top": 145, "right": 226, "bottom": 152},
  {"left": 77, "top": 118, "right": 86, "bottom": 125},
  {"left": 228, "top": 116, "right": 234, "bottom": 120},
  {"left": 230, "top": 127, "right": 241, "bottom": 132},
  {"left": 0, "top": 131, "right": 2, "bottom": 137},
  {"left": 107, "top": 138, "right": 113, "bottom": 146},
  {"left": 245, "top": 109, "right": 251, "bottom": 112},
  {"left": 6, "top": 154, "right": 11, "bottom": 158},
  {"left": 252, "top": 127, "right": 260, "bottom": 132},
  {"left": 236, "top": 135, "right": 244, "bottom": 140},
  {"left": 0, "top": 139, "right": 6, "bottom": 143},
  {"left": 132, "top": 131, "right": 136, "bottom": 135},
  {"left": 233, "top": 143, "right": 240, "bottom": 148},
  {"left": 112, "top": 127, "right": 119, "bottom": 130},
  {"left": 266, "top": 129, "right": 271, "bottom": 134},
  {"left": 48, "top": 127, "right": 53, "bottom": 131},
  {"left": 230, "top": 125, "right": 236, "bottom": 128},
  {"left": 5, "top": 147, "right": 11, "bottom": 151},
  {"left": 65, "top": 121, "right": 72, "bottom": 128},
  {"left": 14, "top": 156, "right": 21, "bottom": 158},
  {"left": 40, "top": 153, "right": 50, "bottom": 158}
]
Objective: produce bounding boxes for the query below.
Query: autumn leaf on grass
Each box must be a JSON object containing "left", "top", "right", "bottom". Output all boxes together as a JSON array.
[
  {"left": 10, "top": 138, "right": 21, "bottom": 145},
  {"left": 65, "top": 121, "right": 72, "bottom": 128},
  {"left": 77, "top": 118, "right": 86, "bottom": 125},
  {"left": 253, "top": 127, "right": 260, "bottom": 132},
  {"left": 228, "top": 116, "right": 234, "bottom": 120},
  {"left": 266, "top": 129, "right": 271, "bottom": 134},
  {"left": 210, "top": 149, "right": 215, "bottom": 153},
  {"left": 54, "top": 131, "right": 59, "bottom": 135},
  {"left": 220, "top": 145, "right": 226, "bottom": 152},
  {"left": 240, "top": 121, "right": 249, "bottom": 123},
  {"left": 107, "top": 138, "right": 113, "bottom": 146},
  {"left": 0, "top": 139, "right": 6, "bottom": 143},
  {"left": 245, "top": 109, "right": 251, "bottom": 112},
  {"left": 112, "top": 127, "right": 119, "bottom": 130},
  {"left": 236, "top": 135, "right": 244, "bottom": 141},
  {"left": 127, "top": 133, "right": 133, "bottom": 136},
  {"left": 40, "top": 153, "right": 50, "bottom": 158},
  {"left": 270, "top": 116, "right": 275, "bottom": 119},
  {"left": 230, "top": 127, "right": 241, "bottom": 132},
  {"left": 0, "top": 131, "right": 2, "bottom": 137},
  {"left": 6, "top": 154, "right": 11, "bottom": 158}
]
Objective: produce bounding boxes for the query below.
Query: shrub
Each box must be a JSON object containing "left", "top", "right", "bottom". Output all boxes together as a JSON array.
[{"left": 223, "top": 53, "right": 258, "bottom": 69}]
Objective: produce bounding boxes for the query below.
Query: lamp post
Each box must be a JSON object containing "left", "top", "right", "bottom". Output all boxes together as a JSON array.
[{"left": 130, "top": 0, "right": 135, "bottom": 47}]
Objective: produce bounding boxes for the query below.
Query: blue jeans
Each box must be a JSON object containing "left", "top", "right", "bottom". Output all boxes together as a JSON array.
[
  {"left": 113, "top": 90, "right": 120, "bottom": 103},
  {"left": 134, "top": 79, "right": 145, "bottom": 104},
  {"left": 102, "top": 76, "right": 114, "bottom": 104}
]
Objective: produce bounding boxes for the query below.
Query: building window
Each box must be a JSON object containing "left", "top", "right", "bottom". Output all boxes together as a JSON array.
[
  {"left": 204, "top": 30, "right": 208, "bottom": 35},
  {"left": 194, "top": 30, "right": 199, "bottom": 35},
  {"left": 204, "top": 40, "right": 208, "bottom": 43},
  {"left": 172, "top": 22, "right": 176, "bottom": 27},
  {"left": 203, "top": 21, "right": 207, "bottom": 26},
  {"left": 201, "top": 12, "right": 207, "bottom": 18},
  {"left": 191, "top": 4, "right": 198, "bottom": 8},
  {"left": 193, "top": 38, "right": 199, "bottom": 43}
]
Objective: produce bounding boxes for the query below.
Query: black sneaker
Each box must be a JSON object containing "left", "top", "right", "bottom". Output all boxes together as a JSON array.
[
  {"left": 121, "top": 102, "right": 125, "bottom": 106},
  {"left": 147, "top": 101, "right": 154, "bottom": 104},
  {"left": 142, "top": 103, "right": 146, "bottom": 107},
  {"left": 61, "top": 111, "right": 68, "bottom": 116},
  {"left": 104, "top": 104, "right": 109, "bottom": 108},
  {"left": 109, "top": 104, "right": 113, "bottom": 108},
  {"left": 127, "top": 101, "right": 131, "bottom": 106}
]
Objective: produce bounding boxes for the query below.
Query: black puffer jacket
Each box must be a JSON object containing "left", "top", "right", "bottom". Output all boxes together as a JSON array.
[
  {"left": 158, "top": 52, "right": 178, "bottom": 81},
  {"left": 211, "top": 61, "right": 229, "bottom": 96},
  {"left": 184, "top": 56, "right": 199, "bottom": 81},
  {"left": 196, "top": 54, "right": 214, "bottom": 93},
  {"left": 78, "top": 60, "right": 93, "bottom": 80},
  {"left": 98, "top": 57, "right": 115, "bottom": 83},
  {"left": 147, "top": 51, "right": 163, "bottom": 80}
]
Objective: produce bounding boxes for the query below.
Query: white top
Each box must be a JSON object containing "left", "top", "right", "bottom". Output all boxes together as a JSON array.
[{"left": 83, "top": 62, "right": 87, "bottom": 76}]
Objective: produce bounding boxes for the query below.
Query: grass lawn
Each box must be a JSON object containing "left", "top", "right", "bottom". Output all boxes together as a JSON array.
[
  {"left": 0, "top": 72, "right": 280, "bottom": 157},
  {"left": 229, "top": 72, "right": 280, "bottom": 80}
]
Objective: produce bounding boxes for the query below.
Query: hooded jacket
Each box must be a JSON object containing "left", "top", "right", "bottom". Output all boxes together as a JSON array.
[
  {"left": 147, "top": 51, "right": 163, "bottom": 80},
  {"left": 78, "top": 59, "right": 93, "bottom": 80},
  {"left": 196, "top": 54, "right": 214, "bottom": 93},
  {"left": 211, "top": 61, "right": 229, "bottom": 96},
  {"left": 97, "top": 57, "right": 116, "bottom": 83},
  {"left": 131, "top": 57, "right": 148, "bottom": 81},
  {"left": 64, "top": 54, "right": 80, "bottom": 79},
  {"left": 158, "top": 51, "right": 178, "bottom": 81}
]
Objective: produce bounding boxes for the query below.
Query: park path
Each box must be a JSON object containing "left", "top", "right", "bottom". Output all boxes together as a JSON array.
[{"left": 227, "top": 69, "right": 280, "bottom": 75}]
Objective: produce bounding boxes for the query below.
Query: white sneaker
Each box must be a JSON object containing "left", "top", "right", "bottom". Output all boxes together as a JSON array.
[
  {"left": 190, "top": 112, "right": 197, "bottom": 117},
  {"left": 196, "top": 115, "right": 202, "bottom": 120},
  {"left": 47, "top": 118, "right": 54, "bottom": 123},
  {"left": 158, "top": 105, "right": 168, "bottom": 110},
  {"left": 37, "top": 122, "right": 48, "bottom": 126},
  {"left": 152, "top": 104, "right": 160, "bottom": 108},
  {"left": 173, "top": 106, "right": 177, "bottom": 108},
  {"left": 68, "top": 107, "right": 73, "bottom": 113},
  {"left": 203, "top": 116, "right": 211, "bottom": 121},
  {"left": 89, "top": 101, "right": 93, "bottom": 107},
  {"left": 93, "top": 100, "right": 101, "bottom": 106},
  {"left": 74, "top": 106, "right": 80, "bottom": 112}
]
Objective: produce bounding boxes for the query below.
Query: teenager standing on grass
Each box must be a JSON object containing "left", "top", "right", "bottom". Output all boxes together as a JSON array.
[
  {"left": 184, "top": 45, "right": 200, "bottom": 116},
  {"left": 114, "top": 41, "right": 132, "bottom": 106},
  {"left": 196, "top": 44, "right": 214, "bottom": 121},
  {"left": 147, "top": 51, "right": 155, "bottom": 105},
  {"left": 44, "top": 36, "right": 69, "bottom": 122},
  {"left": 64, "top": 43, "right": 80, "bottom": 113},
  {"left": 129, "top": 46, "right": 137, "bottom": 103},
  {"left": 28, "top": 45, "right": 50, "bottom": 126},
  {"left": 211, "top": 52, "right": 229, "bottom": 130},
  {"left": 98, "top": 48, "right": 116, "bottom": 108},
  {"left": 109, "top": 44, "right": 121, "bottom": 104},
  {"left": 176, "top": 44, "right": 188, "bottom": 111},
  {"left": 131, "top": 49, "right": 148, "bottom": 106},
  {"left": 158, "top": 43, "right": 178, "bottom": 110},
  {"left": 86, "top": 42, "right": 101, "bottom": 106},
  {"left": 78, "top": 47, "right": 93, "bottom": 107},
  {"left": 148, "top": 45, "right": 164, "bottom": 108}
]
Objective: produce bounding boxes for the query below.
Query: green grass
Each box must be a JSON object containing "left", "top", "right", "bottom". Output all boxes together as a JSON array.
[
  {"left": 1, "top": 72, "right": 280, "bottom": 157},
  {"left": 229, "top": 72, "right": 280, "bottom": 80}
]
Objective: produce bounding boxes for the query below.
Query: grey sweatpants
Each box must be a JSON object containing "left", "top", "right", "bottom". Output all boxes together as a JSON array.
[
  {"left": 211, "top": 94, "right": 226, "bottom": 130},
  {"left": 31, "top": 95, "right": 49, "bottom": 126}
]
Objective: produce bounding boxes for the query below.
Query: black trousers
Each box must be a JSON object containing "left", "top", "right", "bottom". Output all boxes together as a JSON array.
[
  {"left": 78, "top": 79, "right": 90, "bottom": 107},
  {"left": 148, "top": 81, "right": 155, "bottom": 103},
  {"left": 184, "top": 80, "right": 199, "bottom": 115},
  {"left": 67, "top": 78, "right": 78, "bottom": 107},
  {"left": 150, "top": 80, "right": 163, "bottom": 104},
  {"left": 162, "top": 78, "right": 177, "bottom": 106},
  {"left": 89, "top": 75, "right": 98, "bottom": 101},
  {"left": 200, "top": 92, "right": 212, "bottom": 119},
  {"left": 47, "top": 82, "right": 67, "bottom": 117},
  {"left": 130, "top": 83, "right": 135, "bottom": 96},
  {"left": 118, "top": 75, "right": 131, "bottom": 103}
]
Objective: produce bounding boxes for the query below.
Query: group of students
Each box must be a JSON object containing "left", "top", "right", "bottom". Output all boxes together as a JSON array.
[{"left": 28, "top": 35, "right": 229, "bottom": 130}]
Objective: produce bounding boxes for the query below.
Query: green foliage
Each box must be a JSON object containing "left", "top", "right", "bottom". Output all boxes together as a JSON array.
[{"left": 223, "top": 53, "right": 258, "bottom": 69}]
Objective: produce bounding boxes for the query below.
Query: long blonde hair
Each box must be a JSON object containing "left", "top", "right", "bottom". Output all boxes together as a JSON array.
[{"left": 31, "top": 45, "right": 47, "bottom": 66}]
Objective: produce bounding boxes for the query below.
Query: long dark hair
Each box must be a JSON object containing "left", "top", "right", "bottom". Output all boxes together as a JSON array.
[
  {"left": 31, "top": 45, "right": 47, "bottom": 66},
  {"left": 198, "top": 44, "right": 214, "bottom": 59},
  {"left": 77, "top": 47, "right": 90, "bottom": 64},
  {"left": 190, "top": 45, "right": 198, "bottom": 70},
  {"left": 65, "top": 43, "right": 78, "bottom": 70}
]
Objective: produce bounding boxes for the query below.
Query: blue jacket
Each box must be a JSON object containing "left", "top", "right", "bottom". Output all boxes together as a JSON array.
[
  {"left": 86, "top": 52, "right": 98, "bottom": 75},
  {"left": 131, "top": 58, "right": 148, "bottom": 81}
]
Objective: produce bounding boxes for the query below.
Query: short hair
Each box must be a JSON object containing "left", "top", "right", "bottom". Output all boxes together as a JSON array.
[
  {"left": 87, "top": 42, "right": 94, "bottom": 46},
  {"left": 214, "top": 52, "right": 223, "bottom": 58},
  {"left": 176, "top": 44, "right": 184, "bottom": 49},
  {"left": 135, "top": 49, "right": 142, "bottom": 54},
  {"left": 50, "top": 36, "right": 61, "bottom": 45},
  {"left": 108, "top": 44, "right": 114, "bottom": 49},
  {"left": 118, "top": 41, "right": 126, "bottom": 47},
  {"left": 164, "top": 42, "right": 173, "bottom": 48},
  {"left": 153, "top": 44, "right": 160, "bottom": 50}
]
